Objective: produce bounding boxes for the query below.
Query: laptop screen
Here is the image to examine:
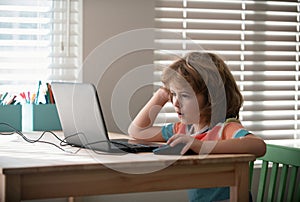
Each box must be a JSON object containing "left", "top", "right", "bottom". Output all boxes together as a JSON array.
[{"left": 52, "top": 82, "right": 110, "bottom": 150}]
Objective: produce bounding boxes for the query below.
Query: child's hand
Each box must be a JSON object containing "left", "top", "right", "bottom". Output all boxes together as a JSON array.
[
  {"left": 156, "top": 86, "right": 171, "bottom": 103},
  {"left": 167, "top": 134, "right": 196, "bottom": 155}
]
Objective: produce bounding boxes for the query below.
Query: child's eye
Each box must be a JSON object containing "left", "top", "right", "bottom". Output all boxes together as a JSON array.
[{"left": 181, "top": 94, "right": 190, "bottom": 98}]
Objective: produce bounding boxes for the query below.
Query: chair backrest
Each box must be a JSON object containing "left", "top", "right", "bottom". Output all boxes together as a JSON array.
[{"left": 250, "top": 144, "right": 300, "bottom": 202}]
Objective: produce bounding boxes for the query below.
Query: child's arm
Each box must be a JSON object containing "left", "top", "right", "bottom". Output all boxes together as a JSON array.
[
  {"left": 167, "top": 134, "right": 266, "bottom": 157},
  {"left": 128, "top": 87, "right": 170, "bottom": 142},
  {"left": 197, "top": 135, "right": 266, "bottom": 157}
]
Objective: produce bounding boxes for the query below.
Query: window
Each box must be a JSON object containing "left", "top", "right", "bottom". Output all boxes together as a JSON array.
[
  {"left": 154, "top": 0, "right": 300, "bottom": 140},
  {"left": 0, "top": 0, "right": 82, "bottom": 93}
]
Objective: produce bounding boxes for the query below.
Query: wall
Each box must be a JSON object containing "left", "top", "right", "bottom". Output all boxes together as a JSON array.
[{"left": 82, "top": 0, "right": 155, "bottom": 134}]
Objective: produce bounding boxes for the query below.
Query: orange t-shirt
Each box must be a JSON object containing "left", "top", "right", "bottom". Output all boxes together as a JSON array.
[{"left": 161, "top": 118, "right": 251, "bottom": 141}]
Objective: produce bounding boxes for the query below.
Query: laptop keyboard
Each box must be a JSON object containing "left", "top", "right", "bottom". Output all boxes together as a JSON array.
[{"left": 111, "top": 140, "right": 159, "bottom": 153}]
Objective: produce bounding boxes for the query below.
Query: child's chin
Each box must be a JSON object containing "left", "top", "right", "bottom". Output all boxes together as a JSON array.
[{"left": 180, "top": 119, "right": 189, "bottom": 124}]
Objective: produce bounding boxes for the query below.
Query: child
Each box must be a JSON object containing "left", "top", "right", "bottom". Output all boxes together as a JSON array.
[{"left": 128, "top": 52, "right": 266, "bottom": 202}]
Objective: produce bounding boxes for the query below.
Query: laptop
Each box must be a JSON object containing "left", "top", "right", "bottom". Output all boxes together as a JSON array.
[{"left": 51, "top": 82, "right": 160, "bottom": 153}]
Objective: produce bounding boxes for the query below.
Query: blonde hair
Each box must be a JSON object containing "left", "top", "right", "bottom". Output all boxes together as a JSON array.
[{"left": 161, "top": 52, "right": 243, "bottom": 126}]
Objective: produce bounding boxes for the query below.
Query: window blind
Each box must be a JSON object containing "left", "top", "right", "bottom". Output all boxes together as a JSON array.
[
  {"left": 0, "top": 0, "right": 81, "bottom": 92},
  {"left": 154, "top": 0, "right": 300, "bottom": 140}
]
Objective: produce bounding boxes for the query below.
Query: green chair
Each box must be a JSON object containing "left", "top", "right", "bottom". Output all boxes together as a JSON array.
[{"left": 250, "top": 144, "right": 300, "bottom": 202}]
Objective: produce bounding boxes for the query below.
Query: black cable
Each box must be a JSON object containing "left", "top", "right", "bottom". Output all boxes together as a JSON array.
[
  {"left": 0, "top": 122, "right": 79, "bottom": 153},
  {"left": 0, "top": 122, "right": 128, "bottom": 155}
]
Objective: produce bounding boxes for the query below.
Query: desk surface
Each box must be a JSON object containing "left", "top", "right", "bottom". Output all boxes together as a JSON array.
[{"left": 0, "top": 132, "right": 255, "bottom": 202}]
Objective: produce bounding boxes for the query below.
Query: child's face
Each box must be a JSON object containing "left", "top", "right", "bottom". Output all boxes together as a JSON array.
[{"left": 169, "top": 83, "right": 205, "bottom": 125}]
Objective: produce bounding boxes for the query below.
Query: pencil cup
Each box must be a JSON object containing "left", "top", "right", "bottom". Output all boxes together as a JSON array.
[
  {"left": 0, "top": 105, "right": 22, "bottom": 132},
  {"left": 22, "top": 104, "right": 62, "bottom": 131}
]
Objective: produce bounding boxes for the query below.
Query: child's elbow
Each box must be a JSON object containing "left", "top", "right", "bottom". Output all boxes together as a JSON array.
[
  {"left": 128, "top": 123, "right": 142, "bottom": 139},
  {"left": 255, "top": 139, "right": 267, "bottom": 157},
  {"left": 127, "top": 124, "right": 136, "bottom": 138}
]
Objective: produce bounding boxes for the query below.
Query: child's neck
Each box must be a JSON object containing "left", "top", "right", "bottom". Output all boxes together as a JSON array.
[{"left": 192, "top": 123, "right": 209, "bottom": 134}]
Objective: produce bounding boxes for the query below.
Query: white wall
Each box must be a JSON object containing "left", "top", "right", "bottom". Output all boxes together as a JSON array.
[{"left": 82, "top": 0, "right": 155, "bottom": 134}]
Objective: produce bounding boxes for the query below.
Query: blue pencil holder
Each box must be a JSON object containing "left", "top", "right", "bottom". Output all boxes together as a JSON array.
[
  {"left": 22, "top": 104, "right": 62, "bottom": 131},
  {"left": 0, "top": 105, "right": 22, "bottom": 132}
]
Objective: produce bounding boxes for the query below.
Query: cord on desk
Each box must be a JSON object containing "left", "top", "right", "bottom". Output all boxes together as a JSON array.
[
  {"left": 0, "top": 122, "right": 76, "bottom": 153},
  {"left": 0, "top": 122, "right": 129, "bottom": 155}
]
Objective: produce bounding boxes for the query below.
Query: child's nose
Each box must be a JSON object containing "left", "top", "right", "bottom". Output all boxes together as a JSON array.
[{"left": 173, "top": 96, "right": 181, "bottom": 108}]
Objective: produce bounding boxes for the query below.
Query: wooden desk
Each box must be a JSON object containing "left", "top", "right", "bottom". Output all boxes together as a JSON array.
[{"left": 0, "top": 132, "right": 255, "bottom": 202}]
